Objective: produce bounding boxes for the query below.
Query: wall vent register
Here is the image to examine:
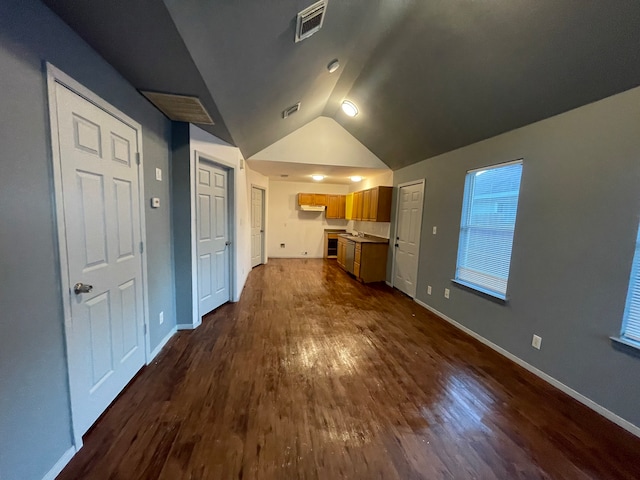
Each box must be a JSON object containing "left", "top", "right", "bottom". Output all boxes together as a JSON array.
[{"left": 295, "top": 1, "right": 327, "bottom": 42}]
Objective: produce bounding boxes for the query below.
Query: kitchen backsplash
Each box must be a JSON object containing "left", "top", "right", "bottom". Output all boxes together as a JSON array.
[{"left": 348, "top": 220, "right": 391, "bottom": 239}]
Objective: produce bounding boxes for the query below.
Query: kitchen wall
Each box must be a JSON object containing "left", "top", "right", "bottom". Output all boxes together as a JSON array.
[
  {"left": 348, "top": 171, "right": 394, "bottom": 239},
  {"left": 0, "top": 1, "right": 174, "bottom": 479},
  {"left": 268, "top": 181, "right": 349, "bottom": 258},
  {"left": 391, "top": 85, "right": 640, "bottom": 431}
]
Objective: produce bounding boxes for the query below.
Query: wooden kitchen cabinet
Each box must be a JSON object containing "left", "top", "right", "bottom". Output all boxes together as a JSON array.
[
  {"left": 365, "top": 186, "right": 392, "bottom": 222},
  {"left": 326, "top": 195, "right": 346, "bottom": 219},
  {"left": 362, "top": 189, "right": 371, "bottom": 220},
  {"left": 337, "top": 236, "right": 347, "bottom": 268},
  {"left": 349, "top": 186, "right": 392, "bottom": 222},
  {"left": 336, "top": 235, "right": 389, "bottom": 283},
  {"left": 297, "top": 193, "right": 328, "bottom": 206},
  {"left": 355, "top": 242, "right": 388, "bottom": 282},
  {"left": 353, "top": 191, "right": 364, "bottom": 220}
]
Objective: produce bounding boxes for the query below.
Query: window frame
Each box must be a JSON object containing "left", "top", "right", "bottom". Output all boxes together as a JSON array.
[
  {"left": 616, "top": 224, "right": 640, "bottom": 351},
  {"left": 453, "top": 159, "right": 524, "bottom": 302}
]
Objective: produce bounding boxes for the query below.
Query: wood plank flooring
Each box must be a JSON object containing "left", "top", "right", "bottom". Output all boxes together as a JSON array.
[{"left": 58, "top": 259, "right": 640, "bottom": 479}]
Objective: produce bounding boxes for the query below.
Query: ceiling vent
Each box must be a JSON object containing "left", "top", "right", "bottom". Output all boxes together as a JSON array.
[
  {"left": 282, "top": 102, "right": 301, "bottom": 118},
  {"left": 140, "top": 91, "right": 214, "bottom": 125},
  {"left": 295, "top": 1, "right": 327, "bottom": 42}
]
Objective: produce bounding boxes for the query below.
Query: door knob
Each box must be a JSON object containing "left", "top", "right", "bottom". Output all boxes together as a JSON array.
[
  {"left": 225, "top": 240, "right": 231, "bottom": 246},
  {"left": 73, "top": 283, "right": 93, "bottom": 294}
]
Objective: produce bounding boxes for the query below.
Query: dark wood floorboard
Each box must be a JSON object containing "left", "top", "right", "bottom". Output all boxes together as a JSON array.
[{"left": 57, "top": 259, "right": 640, "bottom": 480}]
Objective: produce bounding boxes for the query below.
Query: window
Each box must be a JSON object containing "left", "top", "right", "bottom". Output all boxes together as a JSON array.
[
  {"left": 620, "top": 225, "right": 640, "bottom": 345},
  {"left": 454, "top": 160, "right": 523, "bottom": 300}
]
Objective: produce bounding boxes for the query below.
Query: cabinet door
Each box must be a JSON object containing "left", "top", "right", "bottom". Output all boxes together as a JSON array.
[
  {"left": 313, "top": 193, "right": 328, "bottom": 206},
  {"left": 369, "top": 187, "right": 379, "bottom": 221},
  {"left": 345, "top": 193, "right": 353, "bottom": 220},
  {"left": 338, "top": 195, "right": 346, "bottom": 219},
  {"left": 374, "top": 186, "right": 393, "bottom": 222},
  {"left": 326, "top": 195, "right": 339, "bottom": 218},
  {"left": 298, "top": 193, "right": 314, "bottom": 205},
  {"left": 354, "top": 191, "right": 363, "bottom": 220},
  {"left": 363, "top": 189, "right": 371, "bottom": 221}
]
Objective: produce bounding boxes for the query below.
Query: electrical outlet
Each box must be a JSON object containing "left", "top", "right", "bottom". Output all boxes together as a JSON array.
[
  {"left": 444, "top": 288, "right": 450, "bottom": 299},
  {"left": 432, "top": 226, "right": 437, "bottom": 235},
  {"left": 532, "top": 334, "right": 542, "bottom": 350},
  {"left": 159, "top": 311, "right": 164, "bottom": 325},
  {"left": 302, "top": 251, "right": 308, "bottom": 255},
  {"left": 427, "top": 285, "right": 432, "bottom": 295},
  {"left": 280, "top": 243, "right": 285, "bottom": 248}
]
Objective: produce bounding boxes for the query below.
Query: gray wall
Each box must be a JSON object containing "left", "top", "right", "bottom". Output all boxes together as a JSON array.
[
  {"left": 171, "top": 122, "right": 194, "bottom": 326},
  {"left": 0, "top": 1, "right": 175, "bottom": 479},
  {"left": 391, "top": 85, "right": 640, "bottom": 428}
]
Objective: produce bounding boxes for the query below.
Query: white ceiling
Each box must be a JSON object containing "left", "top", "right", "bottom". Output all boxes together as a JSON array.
[{"left": 246, "top": 159, "right": 390, "bottom": 185}]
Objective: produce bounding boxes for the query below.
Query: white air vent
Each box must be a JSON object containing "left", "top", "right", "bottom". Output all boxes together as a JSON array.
[
  {"left": 282, "top": 102, "right": 301, "bottom": 118},
  {"left": 140, "top": 91, "right": 214, "bottom": 125},
  {"left": 295, "top": 1, "right": 327, "bottom": 42}
]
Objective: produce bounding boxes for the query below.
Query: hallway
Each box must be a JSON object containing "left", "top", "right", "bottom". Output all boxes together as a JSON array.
[{"left": 58, "top": 259, "right": 640, "bottom": 479}]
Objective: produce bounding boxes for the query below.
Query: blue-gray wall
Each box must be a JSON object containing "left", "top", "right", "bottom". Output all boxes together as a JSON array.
[
  {"left": 0, "top": 1, "right": 175, "bottom": 479},
  {"left": 391, "top": 85, "right": 640, "bottom": 428}
]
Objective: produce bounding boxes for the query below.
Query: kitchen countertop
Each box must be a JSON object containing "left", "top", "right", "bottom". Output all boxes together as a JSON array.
[{"left": 338, "top": 233, "right": 389, "bottom": 244}]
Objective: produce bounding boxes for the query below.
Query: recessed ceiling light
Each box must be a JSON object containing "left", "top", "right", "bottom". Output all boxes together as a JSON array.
[
  {"left": 350, "top": 176, "right": 362, "bottom": 182},
  {"left": 311, "top": 174, "right": 325, "bottom": 181},
  {"left": 341, "top": 100, "right": 358, "bottom": 117},
  {"left": 327, "top": 59, "right": 340, "bottom": 73}
]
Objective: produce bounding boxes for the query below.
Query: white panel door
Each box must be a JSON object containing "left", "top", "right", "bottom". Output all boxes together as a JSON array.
[
  {"left": 55, "top": 83, "right": 145, "bottom": 436},
  {"left": 197, "top": 161, "right": 230, "bottom": 316},
  {"left": 394, "top": 181, "right": 425, "bottom": 297},
  {"left": 251, "top": 186, "right": 264, "bottom": 268}
]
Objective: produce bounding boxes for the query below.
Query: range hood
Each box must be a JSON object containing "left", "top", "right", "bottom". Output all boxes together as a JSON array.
[{"left": 300, "top": 205, "right": 325, "bottom": 212}]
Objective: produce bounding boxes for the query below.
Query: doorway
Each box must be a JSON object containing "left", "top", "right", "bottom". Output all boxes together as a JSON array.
[
  {"left": 47, "top": 64, "right": 149, "bottom": 447},
  {"left": 251, "top": 186, "right": 265, "bottom": 268},
  {"left": 393, "top": 180, "right": 425, "bottom": 298},
  {"left": 196, "top": 157, "right": 231, "bottom": 317}
]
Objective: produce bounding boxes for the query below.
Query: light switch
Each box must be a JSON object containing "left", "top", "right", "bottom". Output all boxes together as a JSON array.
[
  {"left": 432, "top": 226, "right": 437, "bottom": 235},
  {"left": 151, "top": 197, "right": 160, "bottom": 208},
  {"left": 155, "top": 168, "right": 162, "bottom": 181}
]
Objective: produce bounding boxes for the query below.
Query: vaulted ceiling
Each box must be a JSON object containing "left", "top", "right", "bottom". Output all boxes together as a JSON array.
[{"left": 43, "top": 0, "right": 640, "bottom": 170}]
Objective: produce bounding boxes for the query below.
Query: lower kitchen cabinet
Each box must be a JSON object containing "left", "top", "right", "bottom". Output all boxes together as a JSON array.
[{"left": 336, "top": 235, "right": 388, "bottom": 283}]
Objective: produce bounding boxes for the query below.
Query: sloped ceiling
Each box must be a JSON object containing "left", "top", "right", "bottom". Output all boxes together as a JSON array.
[{"left": 42, "top": 0, "right": 640, "bottom": 170}]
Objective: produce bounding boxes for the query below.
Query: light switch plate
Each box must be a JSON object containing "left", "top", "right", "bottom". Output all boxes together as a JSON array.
[
  {"left": 155, "top": 168, "right": 162, "bottom": 181},
  {"left": 432, "top": 226, "right": 437, "bottom": 234}
]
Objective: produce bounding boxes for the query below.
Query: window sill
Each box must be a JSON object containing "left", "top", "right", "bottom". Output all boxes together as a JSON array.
[
  {"left": 451, "top": 279, "right": 508, "bottom": 305},
  {"left": 610, "top": 336, "right": 640, "bottom": 359}
]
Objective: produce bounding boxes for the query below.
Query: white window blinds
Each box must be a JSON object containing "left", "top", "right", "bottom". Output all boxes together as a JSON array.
[
  {"left": 455, "top": 161, "right": 523, "bottom": 299},
  {"left": 621, "top": 226, "right": 640, "bottom": 343}
]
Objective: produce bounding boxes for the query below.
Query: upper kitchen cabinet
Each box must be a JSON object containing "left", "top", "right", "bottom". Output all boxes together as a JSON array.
[
  {"left": 326, "top": 195, "right": 346, "bottom": 219},
  {"left": 298, "top": 193, "right": 328, "bottom": 206},
  {"left": 352, "top": 186, "right": 392, "bottom": 222}
]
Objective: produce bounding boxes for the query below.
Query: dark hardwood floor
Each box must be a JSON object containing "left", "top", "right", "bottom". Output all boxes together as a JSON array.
[{"left": 58, "top": 259, "right": 640, "bottom": 480}]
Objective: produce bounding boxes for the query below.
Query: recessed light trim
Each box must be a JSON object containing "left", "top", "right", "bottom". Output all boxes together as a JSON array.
[
  {"left": 350, "top": 176, "right": 363, "bottom": 182},
  {"left": 311, "top": 174, "right": 325, "bottom": 181},
  {"left": 341, "top": 100, "right": 358, "bottom": 117}
]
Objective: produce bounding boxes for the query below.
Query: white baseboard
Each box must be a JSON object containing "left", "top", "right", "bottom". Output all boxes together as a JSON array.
[
  {"left": 148, "top": 326, "right": 177, "bottom": 363},
  {"left": 42, "top": 446, "right": 76, "bottom": 480},
  {"left": 413, "top": 298, "right": 640, "bottom": 438},
  {"left": 177, "top": 321, "right": 199, "bottom": 331}
]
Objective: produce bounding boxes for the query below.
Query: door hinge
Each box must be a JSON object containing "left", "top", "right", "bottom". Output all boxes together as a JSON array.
[
  {"left": 136, "top": 152, "right": 141, "bottom": 165},
  {"left": 139, "top": 242, "right": 144, "bottom": 254}
]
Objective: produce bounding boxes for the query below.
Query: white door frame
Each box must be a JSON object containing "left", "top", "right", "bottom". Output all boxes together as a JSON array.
[
  {"left": 189, "top": 151, "right": 235, "bottom": 328},
  {"left": 251, "top": 184, "right": 266, "bottom": 266},
  {"left": 46, "top": 63, "right": 151, "bottom": 449},
  {"left": 391, "top": 179, "right": 426, "bottom": 295}
]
